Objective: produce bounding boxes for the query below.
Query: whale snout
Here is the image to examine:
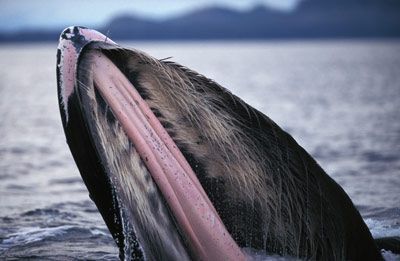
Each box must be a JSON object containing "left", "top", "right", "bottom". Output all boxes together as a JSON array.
[{"left": 57, "top": 26, "right": 116, "bottom": 122}]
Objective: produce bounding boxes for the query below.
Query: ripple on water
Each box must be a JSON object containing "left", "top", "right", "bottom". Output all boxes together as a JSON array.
[
  {"left": 0, "top": 41, "right": 399, "bottom": 260},
  {"left": 0, "top": 225, "right": 117, "bottom": 260}
]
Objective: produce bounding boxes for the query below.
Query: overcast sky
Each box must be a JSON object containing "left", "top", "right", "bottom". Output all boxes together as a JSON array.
[{"left": 0, "top": 0, "right": 300, "bottom": 31}]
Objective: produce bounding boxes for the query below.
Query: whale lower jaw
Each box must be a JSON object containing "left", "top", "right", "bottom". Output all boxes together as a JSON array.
[
  {"left": 58, "top": 26, "right": 245, "bottom": 260},
  {"left": 78, "top": 48, "right": 245, "bottom": 260},
  {"left": 77, "top": 48, "right": 191, "bottom": 260}
]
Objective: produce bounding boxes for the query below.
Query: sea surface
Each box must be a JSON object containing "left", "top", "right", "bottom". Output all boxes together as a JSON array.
[{"left": 0, "top": 40, "right": 399, "bottom": 260}]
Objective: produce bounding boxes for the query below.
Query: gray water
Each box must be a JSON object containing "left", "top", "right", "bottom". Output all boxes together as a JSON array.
[{"left": 0, "top": 40, "right": 399, "bottom": 260}]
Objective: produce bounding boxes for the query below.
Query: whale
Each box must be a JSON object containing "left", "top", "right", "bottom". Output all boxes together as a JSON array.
[{"left": 57, "top": 26, "right": 386, "bottom": 260}]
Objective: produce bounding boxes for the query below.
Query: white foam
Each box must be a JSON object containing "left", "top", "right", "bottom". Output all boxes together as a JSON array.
[
  {"left": 366, "top": 218, "right": 400, "bottom": 261},
  {"left": 365, "top": 218, "right": 400, "bottom": 238},
  {"left": 382, "top": 250, "right": 400, "bottom": 261}
]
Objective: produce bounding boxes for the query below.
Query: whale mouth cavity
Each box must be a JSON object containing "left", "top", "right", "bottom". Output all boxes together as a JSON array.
[{"left": 57, "top": 26, "right": 245, "bottom": 260}]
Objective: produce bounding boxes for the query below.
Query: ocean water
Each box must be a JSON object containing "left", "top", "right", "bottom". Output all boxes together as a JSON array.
[{"left": 0, "top": 40, "right": 399, "bottom": 260}]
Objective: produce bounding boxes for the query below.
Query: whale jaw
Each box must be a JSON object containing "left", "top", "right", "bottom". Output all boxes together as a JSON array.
[
  {"left": 57, "top": 26, "right": 382, "bottom": 260},
  {"left": 57, "top": 26, "right": 245, "bottom": 260}
]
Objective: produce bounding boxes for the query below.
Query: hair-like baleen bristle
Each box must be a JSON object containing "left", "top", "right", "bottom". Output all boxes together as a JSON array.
[{"left": 74, "top": 42, "right": 381, "bottom": 260}]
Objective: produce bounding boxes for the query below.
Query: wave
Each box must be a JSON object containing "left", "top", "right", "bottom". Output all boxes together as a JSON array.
[
  {"left": 366, "top": 218, "right": 400, "bottom": 239},
  {"left": 1, "top": 219, "right": 399, "bottom": 260},
  {"left": 0, "top": 225, "right": 112, "bottom": 251}
]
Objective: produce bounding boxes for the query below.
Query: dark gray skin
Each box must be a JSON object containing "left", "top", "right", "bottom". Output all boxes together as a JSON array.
[{"left": 57, "top": 27, "right": 385, "bottom": 260}]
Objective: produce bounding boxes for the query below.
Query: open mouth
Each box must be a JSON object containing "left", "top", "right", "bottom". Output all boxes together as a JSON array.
[
  {"left": 57, "top": 26, "right": 245, "bottom": 260},
  {"left": 57, "top": 26, "right": 388, "bottom": 261}
]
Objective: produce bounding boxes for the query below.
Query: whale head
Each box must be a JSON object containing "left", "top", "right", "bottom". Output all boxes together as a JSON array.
[{"left": 57, "top": 26, "right": 381, "bottom": 260}]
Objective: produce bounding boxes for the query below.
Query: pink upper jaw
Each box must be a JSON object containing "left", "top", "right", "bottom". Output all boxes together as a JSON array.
[
  {"left": 58, "top": 26, "right": 247, "bottom": 260},
  {"left": 57, "top": 26, "right": 116, "bottom": 121}
]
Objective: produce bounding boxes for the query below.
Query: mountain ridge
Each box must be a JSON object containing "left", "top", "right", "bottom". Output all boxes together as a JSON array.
[{"left": 1, "top": 1, "right": 399, "bottom": 42}]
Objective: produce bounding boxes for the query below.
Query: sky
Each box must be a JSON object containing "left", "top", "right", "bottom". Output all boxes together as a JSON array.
[{"left": 0, "top": 0, "right": 300, "bottom": 31}]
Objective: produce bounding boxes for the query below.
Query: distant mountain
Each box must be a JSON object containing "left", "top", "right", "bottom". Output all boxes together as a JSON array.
[
  {"left": 104, "top": 1, "right": 400, "bottom": 40},
  {"left": 1, "top": 0, "right": 399, "bottom": 42}
]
